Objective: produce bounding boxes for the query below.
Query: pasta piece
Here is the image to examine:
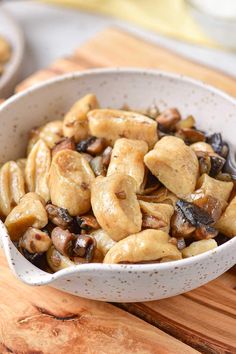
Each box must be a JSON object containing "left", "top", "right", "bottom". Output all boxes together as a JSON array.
[
  {"left": 88, "top": 109, "right": 158, "bottom": 148},
  {"left": 27, "top": 121, "right": 63, "bottom": 153},
  {"left": 103, "top": 229, "right": 182, "bottom": 264},
  {"left": 182, "top": 239, "right": 217, "bottom": 258},
  {"left": 144, "top": 136, "right": 199, "bottom": 198},
  {"left": 91, "top": 173, "right": 142, "bottom": 241},
  {"left": 139, "top": 200, "right": 174, "bottom": 233},
  {"left": 25, "top": 139, "right": 51, "bottom": 202},
  {"left": 49, "top": 150, "right": 95, "bottom": 216},
  {"left": 107, "top": 138, "right": 148, "bottom": 192},
  {"left": 39, "top": 120, "right": 63, "bottom": 149},
  {"left": 16, "top": 158, "right": 27, "bottom": 179},
  {"left": 196, "top": 174, "right": 233, "bottom": 204},
  {"left": 215, "top": 196, "right": 236, "bottom": 237},
  {"left": 0, "top": 161, "right": 25, "bottom": 217},
  {"left": 63, "top": 94, "right": 99, "bottom": 142},
  {"left": 91, "top": 229, "right": 116, "bottom": 256},
  {"left": 5, "top": 193, "right": 48, "bottom": 241}
]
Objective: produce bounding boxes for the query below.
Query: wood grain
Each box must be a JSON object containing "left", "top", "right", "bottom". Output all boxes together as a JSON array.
[
  {"left": 0, "top": 252, "right": 198, "bottom": 354},
  {"left": 120, "top": 271, "right": 236, "bottom": 354},
  {"left": 16, "top": 27, "right": 236, "bottom": 97},
  {"left": 7, "top": 27, "right": 236, "bottom": 353}
]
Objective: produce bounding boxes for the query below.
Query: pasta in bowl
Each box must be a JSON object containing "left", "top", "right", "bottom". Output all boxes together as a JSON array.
[{"left": 0, "top": 69, "right": 235, "bottom": 302}]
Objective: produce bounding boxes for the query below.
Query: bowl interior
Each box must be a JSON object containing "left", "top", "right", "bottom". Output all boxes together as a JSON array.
[
  {"left": 0, "top": 69, "right": 236, "bottom": 291},
  {"left": 1, "top": 69, "right": 236, "bottom": 164}
]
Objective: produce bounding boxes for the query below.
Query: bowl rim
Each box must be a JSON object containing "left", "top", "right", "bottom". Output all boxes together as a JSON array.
[
  {"left": 0, "top": 8, "right": 25, "bottom": 96},
  {"left": 0, "top": 67, "right": 236, "bottom": 283}
]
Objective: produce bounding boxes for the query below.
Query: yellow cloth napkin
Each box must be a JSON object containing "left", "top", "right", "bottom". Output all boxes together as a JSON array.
[{"left": 43, "top": 0, "right": 215, "bottom": 46}]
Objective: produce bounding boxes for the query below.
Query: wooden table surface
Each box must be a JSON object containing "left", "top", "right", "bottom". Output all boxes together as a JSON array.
[{"left": 1, "top": 28, "right": 235, "bottom": 354}]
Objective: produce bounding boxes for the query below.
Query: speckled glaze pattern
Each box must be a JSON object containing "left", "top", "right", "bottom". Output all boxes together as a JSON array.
[{"left": 0, "top": 69, "right": 236, "bottom": 302}]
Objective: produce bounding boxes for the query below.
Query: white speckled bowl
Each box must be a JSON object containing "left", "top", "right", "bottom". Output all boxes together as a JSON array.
[{"left": 0, "top": 69, "right": 236, "bottom": 302}]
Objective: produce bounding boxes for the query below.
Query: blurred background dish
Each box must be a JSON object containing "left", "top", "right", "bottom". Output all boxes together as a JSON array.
[
  {"left": 186, "top": 0, "right": 236, "bottom": 49},
  {"left": 0, "top": 8, "right": 24, "bottom": 98}
]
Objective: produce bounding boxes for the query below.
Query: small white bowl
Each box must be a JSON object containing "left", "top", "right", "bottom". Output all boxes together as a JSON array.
[
  {"left": 0, "top": 8, "right": 24, "bottom": 98},
  {"left": 0, "top": 68, "right": 235, "bottom": 302}
]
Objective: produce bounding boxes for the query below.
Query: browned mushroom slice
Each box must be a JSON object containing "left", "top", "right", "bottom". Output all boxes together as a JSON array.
[
  {"left": 52, "top": 137, "right": 75, "bottom": 157},
  {"left": 176, "top": 128, "right": 206, "bottom": 144},
  {"left": 87, "top": 138, "right": 106, "bottom": 155},
  {"left": 171, "top": 209, "right": 196, "bottom": 238},
  {"left": 46, "top": 204, "right": 73, "bottom": 229},
  {"left": 156, "top": 108, "right": 181, "bottom": 132},
  {"left": 19, "top": 227, "right": 52, "bottom": 253},
  {"left": 47, "top": 245, "right": 75, "bottom": 272},
  {"left": 137, "top": 187, "right": 178, "bottom": 206},
  {"left": 102, "top": 146, "right": 113, "bottom": 167},
  {"left": 90, "top": 156, "right": 106, "bottom": 176},
  {"left": 194, "top": 225, "right": 218, "bottom": 240},
  {"left": 190, "top": 195, "right": 223, "bottom": 223},
  {"left": 139, "top": 200, "right": 174, "bottom": 233},
  {"left": 51, "top": 227, "right": 75, "bottom": 256},
  {"left": 76, "top": 215, "right": 100, "bottom": 231},
  {"left": 73, "top": 234, "right": 96, "bottom": 262},
  {"left": 76, "top": 136, "right": 105, "bottom": 155}
]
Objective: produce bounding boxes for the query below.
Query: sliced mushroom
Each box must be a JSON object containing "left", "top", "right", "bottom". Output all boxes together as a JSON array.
[
  {"left": 139, "top": 200, "right": 174, "bottom": 233},
  {"left": 189, "top": 194, "right": 223, "bottom": 223},
  {"left": 175, "top": 200, "right": 214, "bottom": 227},
  {"left": 144, "top": 136, "right": 199, "bottom": 198},
  {"left": 52, "top": 137, "right": 75, "bottom": 157},
  {"left": 76, "top": 215, "right": 100, "bottom": 231},
  {"left": 91, "top": 173, "right": 142, "bottom": 241},
  {"left": 46, "top": 204, "right": 73, "bottom": 229},
  {"left": 86, "top": 138, "right": 106, "bottom": 155},
  {"left": 194, "top": 225, "right": 218, "bottom": 240},
  {"left": 137, "top": 186, "right": 177, "bottom": 205},
  {"left": 156, "top": 108, "right": 181, "bottom": 132},
  {"left": 103, "top": 229, "right": 182, "bottom": 264},
  {"left": 88, "top": 109, "right": 158, "bottom": 148},
  {"left": 19, "top": 227, "right": 52, "bottom": 253},
  {"left": 209, "top": 155, "right": 225, "bottom": 177},
  {"left": 171, "top": 209, "right": 196, "bottom": 238},
  {"left": 102, "top": 146, "right": 113, "bottom": 167},
  {"left": 76, "top": 137, "right": 105, "bottom": 156},
  {"left": 47, "top": 245, "right": 75, "bottom": 272},
  {"left": 206, "top": 133, "right": 229, "bottom": 158},
  {"left": 73, "top": 234, "right": 96, "bottom": 262},
  {"left": 21, "top": 249, "right": 47, "bottom": 270},
  {"left": 175, "top": 128, "right": 206, "bottom": 144},
  {"left": 90, "top": 156, "right": 106, "bottom": 176},
  {"left": 51, "top": 227, "right": 74, "bottom": 256}
]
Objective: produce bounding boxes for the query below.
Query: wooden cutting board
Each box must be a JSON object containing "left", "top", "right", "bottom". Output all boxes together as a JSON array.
[{"left": 1, "top": 28, "right": 235, "bottom": 354}]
